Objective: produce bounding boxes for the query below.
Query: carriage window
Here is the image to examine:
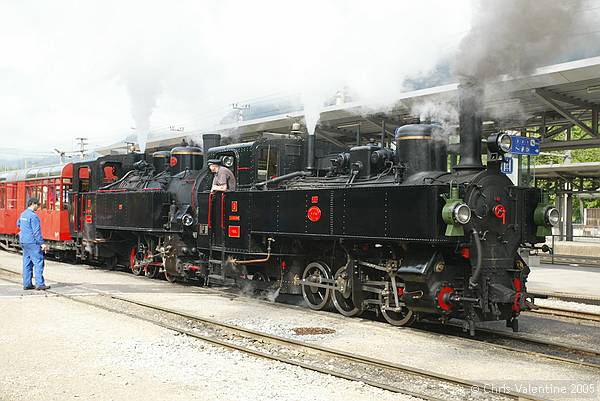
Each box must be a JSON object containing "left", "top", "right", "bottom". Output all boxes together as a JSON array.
[
  {"left": 62, "top": 178, "right": 72, "bottom": 210},
  {"left": 0, "top": 185, "right": 5, "bottom": 209},
  {"left": 257, "top": 145, "right": 279, "bottom": 182},
  {"left": 25, "top": 185, "right": 31, "bottom": 205},
  {"left": 41, "top": 184, "right": 48, "bottom": 210},
  {"left": 6, "top": 183, "right": 17, "bottom": 209},
  {"left": 25, "top": 182, "right": 41, "bottom": 207},
  {"left": 78, "top": 166, "right": 90, "bottom": 192},
  {"left": 53, "top": 185, "right": 60, "bottom": 211}
]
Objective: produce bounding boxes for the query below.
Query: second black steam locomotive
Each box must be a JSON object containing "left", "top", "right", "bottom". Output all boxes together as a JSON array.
[{"left": 68, "top": 85, "right": 557, "bottom": 334}]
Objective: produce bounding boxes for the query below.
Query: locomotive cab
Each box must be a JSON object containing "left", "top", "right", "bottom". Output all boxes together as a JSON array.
[{"left": 201, "top": 136, "right": 305, "bottom": 190}]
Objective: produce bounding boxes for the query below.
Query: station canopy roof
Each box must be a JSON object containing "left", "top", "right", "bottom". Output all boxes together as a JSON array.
[
  {"left": 99, "top": 56, "right": 600, "bottom": 155},
  {"left": 533, "top": 162, "right": 600, "bottom": 179}
]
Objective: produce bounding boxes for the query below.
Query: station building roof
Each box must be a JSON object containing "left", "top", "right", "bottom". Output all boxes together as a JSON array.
[
  {"left": 98, "top": 56, "right": 600, "bottom": 155},
  {"left": 533, "top": 162, "right": 600, "bottom": 179}
]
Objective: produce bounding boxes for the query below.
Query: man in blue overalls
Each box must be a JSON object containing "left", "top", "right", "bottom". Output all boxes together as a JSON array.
[{"left": 17, "top": 197, "right": 50, "bottom": 290}]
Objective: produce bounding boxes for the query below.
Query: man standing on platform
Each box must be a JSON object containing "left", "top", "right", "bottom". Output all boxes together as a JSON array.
[{"left": 17, "top": 197, "right": 50, "bottom": 290}]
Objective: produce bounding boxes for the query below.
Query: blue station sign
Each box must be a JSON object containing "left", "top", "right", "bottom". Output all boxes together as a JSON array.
[{"left": 510, "top": 136, "right": 540, "bottom": 156}]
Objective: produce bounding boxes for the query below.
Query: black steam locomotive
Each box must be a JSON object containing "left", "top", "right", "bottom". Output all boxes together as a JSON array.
[{"left": 68, "top": 85, "right": 557, "bottom": 334}]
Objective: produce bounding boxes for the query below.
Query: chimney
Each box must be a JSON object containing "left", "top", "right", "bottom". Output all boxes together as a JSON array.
[
  {"left": 202, "top": 134, "right": 221, "bottom": 154},
  {"left": 454, "top": 81, "right": 484, "bottom": 171}
]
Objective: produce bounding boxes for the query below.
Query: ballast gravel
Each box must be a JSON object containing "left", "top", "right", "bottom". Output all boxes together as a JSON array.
[{"left": 0, "top": 283, "right": 418, "bottom": 401}]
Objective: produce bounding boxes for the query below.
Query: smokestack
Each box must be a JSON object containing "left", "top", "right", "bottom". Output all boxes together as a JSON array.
[
  {"left": 293, "top": 121, "right": 315, "bottom": 172},
  {"left": 306, "top": 133, "right": 316, "bottom": 172},
  {"left": 454, "top": 81, "right": 484, "bottom": 171},
  {"left": 202, "top": 133, "right": 221, "bottom": 154}
]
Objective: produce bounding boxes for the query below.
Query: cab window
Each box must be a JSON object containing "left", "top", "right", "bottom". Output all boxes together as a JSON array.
[
  {"left": 78, "top": 166, "right": 90, "bottom": 192},
  {"left": 257, "top": 145, "right": 278, "bottom": 182},
  {"left": 102, "top": 162, "right": 121, "bottom": 184}
]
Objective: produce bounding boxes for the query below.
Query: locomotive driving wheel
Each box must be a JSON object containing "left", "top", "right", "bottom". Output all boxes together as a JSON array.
[
  {"left": 301, "top": 262, "right": 332, "bottom": 310},
  {"left": 130, "top": 247, "right": 144, "bottom": 276},
  {"left": 161, "top": 236, "right": 179, "bottom": 283},
  {"left": 145, "top": 263, "right": 161, "bottom": 279},
  {"left": 332, "top": 266, "right": 363, "bottom": 317},
  {"left": 379, "top": 287, "right": 415, "bottom": 327},
  {"left": 163, "top": 271, "right": 177, "bottom": 283}
]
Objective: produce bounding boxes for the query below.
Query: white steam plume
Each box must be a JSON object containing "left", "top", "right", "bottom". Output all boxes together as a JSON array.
[
  {"left": 115, "top": 0, "right": 472, "bottom": 142},
  {"left": 454, "top": 0, "right": 591, "bottom": 81},
  {"left": 411, "top": 99, "right": 458, "bottom": 136},
  {"left": 403, "top": 0, "right": 600, "bottom": 131},
  {"left": 4, "top": 1, "right": 600, "bottom": 151},
  {"left": 124, "top": 70, "right": 162, "bottom": 153}
]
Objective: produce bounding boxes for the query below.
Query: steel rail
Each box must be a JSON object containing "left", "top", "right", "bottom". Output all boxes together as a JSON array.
[
  {"left": 528, "top": 306, "right": 600, "bottom": 323},
  {"left": 61, "top": 295, "right": 443, "bottom": 400},
  {"left": 0, "top": 274, "right": 439, "bottom": 400},
  {"left": 461, "top": 326, "right": 600, "bottom": 371},
  {"left": 109, "top": 295, "right": 534, "bottom": 401},
  {"left": 530, "top": 291, "right": 600, "bottom": 306}
]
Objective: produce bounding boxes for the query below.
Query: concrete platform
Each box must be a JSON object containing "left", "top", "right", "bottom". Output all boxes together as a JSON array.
[
  {"left": 552, "top": 241, "right": 600, "bottom": 258},
  {"left": 527, "top": 263, "right": 600, "bottom": 299}
]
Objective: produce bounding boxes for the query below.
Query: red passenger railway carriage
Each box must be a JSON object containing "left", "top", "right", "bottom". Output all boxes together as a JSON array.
[{"left": 0, "top": 163, "right": 74, "bottom": 252}]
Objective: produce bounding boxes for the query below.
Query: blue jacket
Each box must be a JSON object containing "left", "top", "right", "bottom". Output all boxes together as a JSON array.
[{"left": 17, "top": 208, "right": 44, "bottom": 245}]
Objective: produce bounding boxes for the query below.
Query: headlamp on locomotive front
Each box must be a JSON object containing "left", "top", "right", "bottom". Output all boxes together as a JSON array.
[
  {"left": 487, "top": 132, "right": 512, "bottom": 161},
  {"left": 546, "top": 207, "right": 560, "bottom": 226},
  {"left": 453, "top": 203, "right": 472, "bottom": 225},
  {"left": 534, "top": 202, "right": 559, "bottom": 236},
  {"left": 535, "top": 205, "right": 559, "bottom": 227},
  {"left": 222, "top": 155, "right": 235, "bottom": 168},
  {"left": 442, "top": 186, "right": 472, "bottom": 236},
  {"left": 182, "top": 213, "right": 194, "bottom": 227}
]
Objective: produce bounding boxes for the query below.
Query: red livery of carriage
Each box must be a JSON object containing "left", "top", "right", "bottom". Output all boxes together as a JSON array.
[{"left": 0, "top": 164, "right": 73, "bottom": 250}]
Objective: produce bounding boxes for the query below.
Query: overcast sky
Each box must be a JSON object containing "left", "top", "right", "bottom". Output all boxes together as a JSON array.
[{"left": 0, "top": 0, "right": 475, "bottom": 155}]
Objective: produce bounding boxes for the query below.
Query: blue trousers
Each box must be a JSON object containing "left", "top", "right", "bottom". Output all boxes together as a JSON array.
[{"left": 22, "top": 243, "right": 45, "bottom": 288}]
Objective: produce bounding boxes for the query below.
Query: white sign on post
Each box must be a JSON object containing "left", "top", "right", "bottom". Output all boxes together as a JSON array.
[{"left": 501, "top": 155, "right": 519, "bottom": 185}]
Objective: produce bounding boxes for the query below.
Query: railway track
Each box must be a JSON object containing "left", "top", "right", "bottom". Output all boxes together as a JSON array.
[
  {"left": 465, "top": 327, "right": 600, "bottom": 371},
  {"left": 530, "top": 291, "right": 600, "bottom": 306},
  {"left": 540, "top": 254, "right": 600, "bottom": 268},
  {"left": 0, "top": 267, "right": 541, "bottom": 401},
  {"left": 2, "top": 261, "right": 600, "bottom": 372},
  {"left": 528, "top": 305, "right": 600, "bottom": 323}
]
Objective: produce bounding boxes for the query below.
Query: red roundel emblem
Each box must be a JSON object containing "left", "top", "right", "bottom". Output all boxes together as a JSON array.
[
  {"left": 170, "top": 156, "right": 178, "bottom": 167},
  {"left": 307, "top": 206, "right": 321, "bottom": 222},
  {"left": 493, "top": 204, "right": 506, "bottom": 225}
]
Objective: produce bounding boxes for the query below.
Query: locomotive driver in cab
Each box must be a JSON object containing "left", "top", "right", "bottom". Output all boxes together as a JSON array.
[{"left": 208, "top": 158, "right": 236, "bottom": 192}]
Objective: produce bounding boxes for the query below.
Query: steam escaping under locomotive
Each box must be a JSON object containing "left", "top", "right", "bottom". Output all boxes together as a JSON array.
[{"left": 2, "top": 83, "right": 558, "bottom": 334}]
